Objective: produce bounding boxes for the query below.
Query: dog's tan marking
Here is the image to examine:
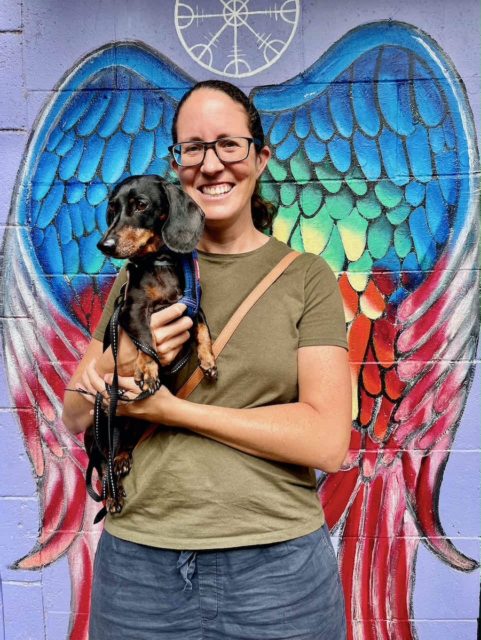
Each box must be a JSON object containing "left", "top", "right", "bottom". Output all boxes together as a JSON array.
[
  {"left": 134, "top": 351, "right": 160, "bottom": 393},
  {"left": 195, "top": 322, "right": 217, "bottom": 381}
]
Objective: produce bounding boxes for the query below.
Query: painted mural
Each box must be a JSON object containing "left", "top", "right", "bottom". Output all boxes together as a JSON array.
[{"left": 1, "top": 6, "right": 479, "bottom": 640}]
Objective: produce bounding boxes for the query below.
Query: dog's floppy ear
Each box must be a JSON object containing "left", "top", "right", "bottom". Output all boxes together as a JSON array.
[{"left": 161, "top": 182, "right": 205, "bottom": 253}]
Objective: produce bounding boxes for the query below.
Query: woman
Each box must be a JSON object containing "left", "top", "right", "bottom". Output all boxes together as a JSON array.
[{"left": 63, "top": 80, "right": 351, "bottom": 640}]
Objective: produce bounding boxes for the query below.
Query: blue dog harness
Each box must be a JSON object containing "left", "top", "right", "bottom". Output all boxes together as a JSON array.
[{"left": 175, "top": 249, "right": 202, "bottom": 319}]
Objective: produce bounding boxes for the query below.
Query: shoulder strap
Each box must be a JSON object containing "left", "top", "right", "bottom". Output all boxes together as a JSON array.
[{"left": 176, "top": 250, "right": 301, "bottom": 400}]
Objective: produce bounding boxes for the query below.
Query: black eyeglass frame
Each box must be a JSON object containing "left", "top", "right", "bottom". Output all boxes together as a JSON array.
[{"left": 168, "top": 136, "right": 263, "bottom": 167}]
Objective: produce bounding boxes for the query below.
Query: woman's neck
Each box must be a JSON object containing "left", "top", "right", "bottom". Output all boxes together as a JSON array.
[{"left": 198, "top": 224, "right": 269, "bottom": 255}]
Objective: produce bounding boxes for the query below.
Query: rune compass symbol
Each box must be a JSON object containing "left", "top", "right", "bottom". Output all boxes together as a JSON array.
[{"left": 175, "top": 0, "right": 300, "bottom": 78}]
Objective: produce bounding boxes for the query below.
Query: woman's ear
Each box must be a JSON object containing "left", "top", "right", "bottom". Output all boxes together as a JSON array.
[{"left": 256, "top": 146, "right": 272, "bottom": 179}]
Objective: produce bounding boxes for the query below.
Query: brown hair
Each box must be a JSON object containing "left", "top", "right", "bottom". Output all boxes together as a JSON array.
[{"left": 171, "top": 80, "right": 276, "bottom": 232}]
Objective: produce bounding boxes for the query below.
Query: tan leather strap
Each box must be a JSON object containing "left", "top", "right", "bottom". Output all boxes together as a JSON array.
[
  {"left": 136, "top": 250, "right": 300, "bottom": 447},
  {"left": 176, "top": 250, "right": 300, "bottom": 400}
]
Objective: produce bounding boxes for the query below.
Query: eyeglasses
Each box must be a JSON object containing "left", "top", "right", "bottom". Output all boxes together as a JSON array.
[{"left": 169, "top": 136, "right": 261, "bottom": 167}]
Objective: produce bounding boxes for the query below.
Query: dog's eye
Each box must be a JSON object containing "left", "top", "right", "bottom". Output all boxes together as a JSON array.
[{"left": 136, "top": 201, "right": 148, "bottom": 211}]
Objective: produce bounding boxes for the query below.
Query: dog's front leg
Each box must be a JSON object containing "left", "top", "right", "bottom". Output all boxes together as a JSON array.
[
  {"left": 121, "top": 298, "right": 161, "bottom": 394},
  {"left": 193, "top": 308, "right": 217, "bottom": 381}
]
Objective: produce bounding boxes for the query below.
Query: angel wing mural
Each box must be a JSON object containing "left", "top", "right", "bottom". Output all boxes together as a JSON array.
[{"left": 1, "top": 21, "right": 478, "bottom": 640}]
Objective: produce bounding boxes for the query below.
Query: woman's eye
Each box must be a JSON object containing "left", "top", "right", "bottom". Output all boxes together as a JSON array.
[
  {"left": 219, "top": 138, "right": 239, "bottom": 149},
  {"left": 184, "top": 143, "right": 203, "bottom": 154}
]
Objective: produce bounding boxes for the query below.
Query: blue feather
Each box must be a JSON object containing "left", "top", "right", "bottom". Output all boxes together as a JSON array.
[
  {"left": 86, "top": 182, "right": 108, "bottom": 206},
  {"left": 270, "top": 111, "right": 293, "bottom": 145},
  {"left": 443, "top": 115, "right": 456, "bottom": 150},
  {"left": 429, "top": 125, "right": 446, "bottom": 154},
  {"left": 353, "top": 130, "right": 380, "bottom": 181},
  {"left": 63, "top": 240, "right": 80, "bottom": 275},
  {"left": 46, "top": 126, "right": 64, "bottom": 152},
  {"left": 352, "top": 50, "right": 380, "bottom": 136},
  {"left": 102, "top": 132, "right": 131, "bottom": 184},
  {"left": 260, "top": 113, "right": 276, "bottom": 136},
  {"left": 60, "top": 92, "right": 91, "bottom": 132},
  {"left": 77, "top": 92, "right": 112, "bottom": 136},
  {"left": 66, "top": 180, "right": 85, "bottom": 204},
  {"left": 144, "top": 95, "right": 163, "bottom": 131},
  {"left": 401, "top": 252, "right": 420, "bottom": 271},
  {"left": 59, "top": 139, "right": 83, "bottom": 181},
  {"left": 57, "top": 204, "right": 73, "bottom": 244},
  {"left": 389, "top": 288, "right": 409, "bottom": 305},
  {"left": 310, "top": 93, "right": 334, "bottom": 141},
  {"left": 406, "top": 125, "right": 432, "bottom": 182},
  {"left": 405, "top": 181, "right": 425, "bottom": 207},
  {"left": 413, "top": 60, "right": 444, "bottom": 127},
  {"left": 379, "top": 127, "right": 409, "bottom": 186},
  {"left": 435, "top": 151, "right": 460, "bottom": 205},
  {"left": 328, "top": 73, "right": 353, "bottom": 137},
  {"left": 123, "top": 91, "right": 144, "bottom": 135},
  {"left": 304, "top": 134, "right": 326, "bottom": 163},
  {"left": 328, "top": 136, "right": 351, "bottom": 173},
  {"left": 77, "top": 135, "right": 105, "bottom": 183},
  {"left": 56, "top": 130, "right": 76, "bottom": 157},
  {"left": 131, "top": 131, "right": 155, "bottom": 175},
  {"left": 32, "top": 153, "right": 60, "bottom": 200},
  {"left": 79, "top": 231, "right": 104, "bottom": 274},
  {"left": 275, "top": 133, "right": 300, "bottom": 161},
  {"left": 295, "top": 107, "right": 310, "bottom": 139},
  {"left": 154, "top": 130, "right": 170, "bottom": 160},
  {"left": 79, "top": 198, "right": 96, "bottom": 234},
  {"left": 378, "top": 48, "right": 415, "bottom": 135},
  {"left": 147, "top": 158, "right": 169, "bottom": 176},
  {"left": 36, "top": 183, "right": 64, "bottom": 229},
  {"left": 98, "top": 90, "right": 129, "bottom": 138},
  {"left": 379, "top": 46, "right": 409, "bottom": 83},
  {"left": 41, "top": 225, "right": 63, "bottom": 275},
  {"left": 373, "top": 247, "right": 401, "bottom": 272},
  {"left": 69, "top": 203, "right": 84, "bottom": 237},
  {"left": 96, "top": 201, "right": 108, "bottom": 233},
  {"left": 425, "top": 181, "right": 449, "bottom": 243},
  {"left": 409, "top": 206, "right": 437, "bottom": 269}
]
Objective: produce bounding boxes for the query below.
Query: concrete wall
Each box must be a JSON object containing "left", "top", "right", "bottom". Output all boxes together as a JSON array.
[{"left": 0, "top": 1, "right": 479, "bottom": 638}]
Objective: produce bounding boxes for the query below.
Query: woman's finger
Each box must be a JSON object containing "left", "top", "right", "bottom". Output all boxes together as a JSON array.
[
  {"left": 150, "top": 303, "right": 187, "bottom": 329},
  {"left": 156, "top": 330, "right": 191, "bottom": 355},
  {"left": 152, "top": 315, "right": 193, "bottom": 346}
]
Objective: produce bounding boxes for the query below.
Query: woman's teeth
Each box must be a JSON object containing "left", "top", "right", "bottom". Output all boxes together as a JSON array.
[{"left": 201, "top": 184, "right": 232, "bottom": 196}]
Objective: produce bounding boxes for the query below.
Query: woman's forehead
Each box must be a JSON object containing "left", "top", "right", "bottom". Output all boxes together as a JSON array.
[{"left": 176, "top": 89, "right": 250, "bottom": 138}]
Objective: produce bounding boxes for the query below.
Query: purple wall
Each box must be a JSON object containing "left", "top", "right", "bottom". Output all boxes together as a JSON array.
[{"left": 0, "top": 1, "right": 479, "bottom": 638}]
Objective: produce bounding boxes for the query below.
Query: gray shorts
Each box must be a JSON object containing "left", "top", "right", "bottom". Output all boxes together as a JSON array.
[{"left": 89, "top": 524, "right": 347, "bottom": 639}]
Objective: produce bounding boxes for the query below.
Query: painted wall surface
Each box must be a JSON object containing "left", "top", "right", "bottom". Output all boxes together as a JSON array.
[{"left": 0, "top": 1, "right": 479, "bottom": 639}]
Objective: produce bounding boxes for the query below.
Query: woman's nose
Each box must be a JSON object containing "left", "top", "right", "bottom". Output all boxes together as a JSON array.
[{"left": 201, "top": 147, "right": 224, "bottom": 173}]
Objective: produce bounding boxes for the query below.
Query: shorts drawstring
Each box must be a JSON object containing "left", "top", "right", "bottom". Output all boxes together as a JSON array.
[{"left": 176, "top": 550, "right": 197, "bottom": 591}]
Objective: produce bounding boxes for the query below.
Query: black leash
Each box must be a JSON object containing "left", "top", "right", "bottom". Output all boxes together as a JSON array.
[{"left": 80, "top": 287, "right": 191, "bottom": 523}]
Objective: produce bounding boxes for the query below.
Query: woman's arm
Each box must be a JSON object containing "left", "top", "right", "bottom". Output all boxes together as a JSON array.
[
  {"left": 62, "top": 303, "right": 193, "bottom": 434},
  {"left": 101, "top": 345, "right": 352, "bottom": 472}
]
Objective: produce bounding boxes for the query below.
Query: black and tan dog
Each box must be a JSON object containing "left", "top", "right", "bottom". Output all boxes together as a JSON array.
[{"left": 85, "top": 174, "right": 216, "bottom": 516}]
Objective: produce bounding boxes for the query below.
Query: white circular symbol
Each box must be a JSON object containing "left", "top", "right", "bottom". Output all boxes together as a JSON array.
[{"left": 175, "top": 0, "right": 300, "bottom": 78}]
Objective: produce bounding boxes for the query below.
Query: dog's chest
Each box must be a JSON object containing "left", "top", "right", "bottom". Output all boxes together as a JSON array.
[{"left": 126, "top": 261, "right": 183, "bottom": 310}]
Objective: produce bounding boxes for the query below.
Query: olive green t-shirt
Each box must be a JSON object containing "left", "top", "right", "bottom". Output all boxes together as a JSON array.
[{"left": 93, "top": 236, "right": 347, "bottom": 549}]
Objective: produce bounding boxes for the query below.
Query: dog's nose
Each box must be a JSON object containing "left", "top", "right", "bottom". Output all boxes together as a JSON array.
[{"left": 97, "top": 237, "right": 116, "bottom": 255}]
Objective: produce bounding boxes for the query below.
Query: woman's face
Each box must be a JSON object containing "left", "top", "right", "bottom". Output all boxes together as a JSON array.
[{"left": 171, "top": 88, "right": 271, "bottom": 229}]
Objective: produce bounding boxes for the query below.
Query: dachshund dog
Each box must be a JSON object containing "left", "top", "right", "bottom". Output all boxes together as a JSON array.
[{"left": 85, "top": 174, "right": 216, "bottom": 516}]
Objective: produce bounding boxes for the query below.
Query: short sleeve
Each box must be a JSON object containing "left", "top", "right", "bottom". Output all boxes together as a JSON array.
[
  {"left": 92, "top": 267, "right": 128, "bottom": 342},
  {"left": 298, "top": 256, "right": 348, "bottom": 349}
]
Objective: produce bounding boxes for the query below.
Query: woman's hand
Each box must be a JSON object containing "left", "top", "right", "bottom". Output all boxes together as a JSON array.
[
  {"left": 151, "top": 303, "right": 193, "bottom": 368},
  {"left": 103, "top": 373, "right": 178, "bottom": 424}
]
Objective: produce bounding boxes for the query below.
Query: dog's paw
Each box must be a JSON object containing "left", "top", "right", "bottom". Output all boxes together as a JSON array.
[
  {"left": 113, "top": 452, "right": 132, "bottom": 477},
  {"left": 134, "top": 353, "right": 161, "bottom": 395},
  {"left": 106, "top": 494, "right": 124, "bottom": 514},
  {"left": 200, "top": 363, "right": 218, "bottom": 382}
]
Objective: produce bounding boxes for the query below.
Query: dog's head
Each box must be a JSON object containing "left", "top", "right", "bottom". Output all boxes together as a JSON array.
[{"left": 97, "top": 175, "right": 205, "bottom": 259}]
